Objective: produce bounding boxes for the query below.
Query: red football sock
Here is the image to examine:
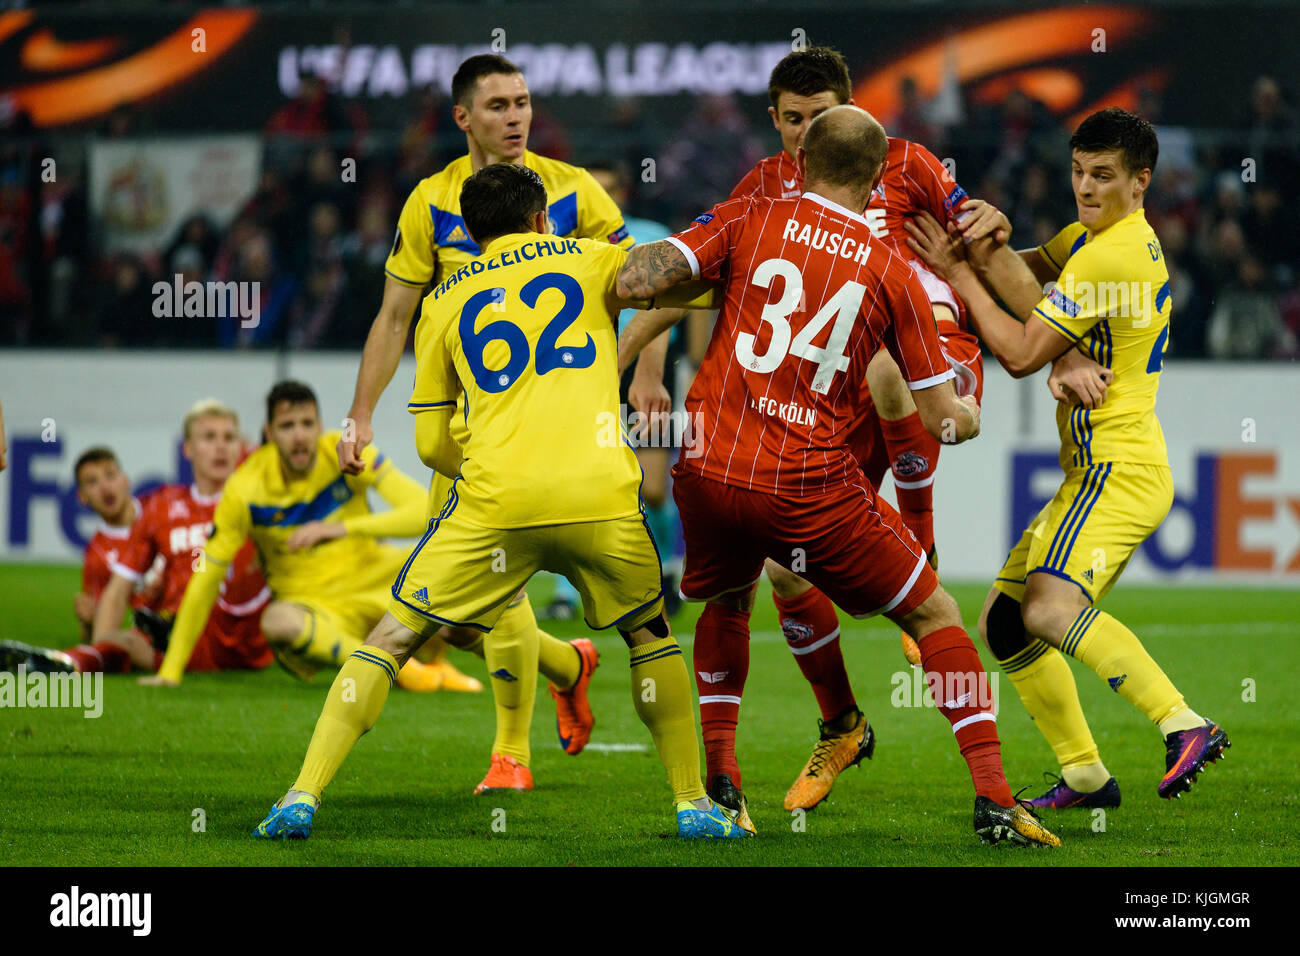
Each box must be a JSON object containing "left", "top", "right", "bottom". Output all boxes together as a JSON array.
[
  {"left": 65, "top": 641, "right": 131, "bottom": 674},
  {"left": 917, "top": 625, "right": 1014, "bottom": 806},
  {"left": 880, "top": 411, "right": 941, "bottom": 554},
  {"left": 693, "top": 602, "right": 751, "bottom": 788},
  {"left": 773, "top": 585, "right": 856, "bottom": 722}
]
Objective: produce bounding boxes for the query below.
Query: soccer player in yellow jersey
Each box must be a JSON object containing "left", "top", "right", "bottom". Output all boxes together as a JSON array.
[
  {"left": 254, "top": 162, "right": 743, "bottom": 840},
  {"left": 336, "top": 53, "right": 675, "bottom": 792},
  {"left": 906, "top": 108, "right": 1229, "bottom": 807},
  {"left": 142, "top": 381, "right": 463, "bottom": 692}
]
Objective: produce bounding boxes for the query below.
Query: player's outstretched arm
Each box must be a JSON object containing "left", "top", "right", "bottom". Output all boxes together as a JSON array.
[
  {"left": 617, "top": 309, "right": 686, "bottom": 375},
  {"left": 616, "top": 240, "right": 694, "bottom": 301},
  {"left": 906, "top": 212, "right": 1070, "bottom": 378},
  {"left": 339, "top": 278, "right": 425, "bottom": 475},
  {"left": 145, "top": 558, "right": 226, "bottom": 686}
]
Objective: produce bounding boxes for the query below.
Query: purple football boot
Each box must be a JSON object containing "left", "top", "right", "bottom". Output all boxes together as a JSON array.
[
  {"left": 1159, "top": 719, "right": 1230, "bottom": 799},
  {"left": 1024, "top": 773, "right": 1121, "bottom": 810}
]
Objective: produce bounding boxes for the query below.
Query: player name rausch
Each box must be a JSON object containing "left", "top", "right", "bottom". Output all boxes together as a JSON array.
[
  {"left": 781, "top": 218, "right": 874, "bottom": 262},
  {"left": 431, "top": 238, "right": 584, "bottom": 300}
]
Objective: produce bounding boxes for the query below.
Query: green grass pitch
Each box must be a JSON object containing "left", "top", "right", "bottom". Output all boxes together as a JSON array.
[{"left": 1, "top": 563, "right": 1296, "bottom": 866}]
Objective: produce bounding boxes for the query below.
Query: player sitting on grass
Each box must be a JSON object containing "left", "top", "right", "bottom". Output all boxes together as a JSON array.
[
  {"left": 905, "top": 106, "right": 1229, "bottom": 806},
  {"left": 615, "top": 105, "right": 1059, "bottom": 847},
  {"left": 0, "top": 447, "right": 165, "bottom": 674},
  {"left": 253, "top": 162, "right": 744, "bottom": 840},
  {"left": 142, "top": 381, "right": 468, "bottom": 692}
]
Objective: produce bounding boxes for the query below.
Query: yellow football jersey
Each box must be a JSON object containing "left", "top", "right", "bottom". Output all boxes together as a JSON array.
[
  {"left": 408, "top": 232, "right": 643, "bottom": 530},
  {"left": 384, "top": 150, "right": 634, "bottom": 292},
  {"left": 1034, "top": 208, "right": 1172, "bottom": 471},
  {"left": 206, "top": 432, "right": 405, "bottom": 596}
]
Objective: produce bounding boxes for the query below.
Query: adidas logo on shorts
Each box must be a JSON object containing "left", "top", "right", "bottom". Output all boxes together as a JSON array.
[{"left": 412, "top": 587, "right": 430, "bottom": 606}]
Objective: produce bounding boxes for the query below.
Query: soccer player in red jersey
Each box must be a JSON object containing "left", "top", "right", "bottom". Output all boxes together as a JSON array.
[
  {"left": 724, "top": 47, "right": 1108, "bottom": 811},
  {"left": 614, "top": 106, "right": 1060, "bottom": 846},
  {"left": 84, "top": 400, "right": 273, "bottom": 675}
]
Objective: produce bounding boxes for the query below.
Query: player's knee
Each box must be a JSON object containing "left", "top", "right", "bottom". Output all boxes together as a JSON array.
[
  {"left": 259, "top": 603, "right": 300, "bottom": 645},
  {"left": 903, "top": 584, "right": 961, "bottom": 635},
  {"left": 764, "top": 558, "right": 808, "bottom": 599},
  {"left": 1019, "top": 593, "right": 1064, "bottom": 645},
  {"left": 983, "top": 592, "right": 1029, "bottom": 661},
  {"left": 618, "top": 610, "right": 671, "bottom": 647}
]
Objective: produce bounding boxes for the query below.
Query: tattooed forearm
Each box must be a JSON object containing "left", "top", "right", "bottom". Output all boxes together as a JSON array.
[{"left": 616, "top": 240, "right": 693, "bottom": 301}]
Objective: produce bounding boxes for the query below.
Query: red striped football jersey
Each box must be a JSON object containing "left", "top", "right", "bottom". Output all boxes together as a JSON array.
[{"left": 667, "top": 191, "right": 954, "bottom": 496}]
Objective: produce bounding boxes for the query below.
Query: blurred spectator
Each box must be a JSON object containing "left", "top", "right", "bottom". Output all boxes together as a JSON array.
[
  {"left": 163, "top": 214, "right": 219, "bottom": 278},
  {"left": 1207, "top": 256, "right": 1295, "bottom": 359},
  {"left": 651, "top": 94, "right": 765, "bottom": 226},
  {"left": 94, "top": 256, "right": 155, "bottom": 348},
  {"left": 1244, "top": 76, "right": 1299, "bottom": 191},
  {"left": 217, "top": 230, "right": 296, "bottom": 348}
]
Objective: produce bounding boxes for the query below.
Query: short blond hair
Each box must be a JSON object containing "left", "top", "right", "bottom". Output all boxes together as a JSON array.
[{"left": 183, "top": 398, "right": 240, "bottom": 439}]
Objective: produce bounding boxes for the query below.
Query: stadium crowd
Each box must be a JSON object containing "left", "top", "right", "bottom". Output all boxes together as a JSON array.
[{"left": 0, "top": 73, "right": 1296, "bottom": 358}]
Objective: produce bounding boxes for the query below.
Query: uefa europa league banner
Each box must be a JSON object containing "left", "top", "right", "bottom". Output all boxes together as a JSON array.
[{"left": 1, "top": 4, "right": 1295, "bottom": 134}]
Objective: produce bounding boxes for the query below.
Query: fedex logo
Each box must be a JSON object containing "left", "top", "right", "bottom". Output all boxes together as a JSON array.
[{"left": 1011, "top": 452, "right": 1300, "bottom": 573}]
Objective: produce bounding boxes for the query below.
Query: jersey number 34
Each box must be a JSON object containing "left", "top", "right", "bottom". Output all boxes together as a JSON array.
[{"left": 737, "top": 257, "right": 867, "bottom": 394}]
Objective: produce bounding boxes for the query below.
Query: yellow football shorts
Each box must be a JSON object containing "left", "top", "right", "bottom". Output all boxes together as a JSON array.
[
  {"left": 994, "top": 462, "right": 1173, "bottom": 604},
  {"left": 279, "top": 544, "right": 409, "bottom": 643},
  {"left": 390, "top": 480, "right": 664, "bottom": 636}
]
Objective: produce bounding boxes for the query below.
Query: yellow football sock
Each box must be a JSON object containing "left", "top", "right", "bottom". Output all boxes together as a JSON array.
[
  {"left": 1062, "top": 608, "right": 1189, "bottom": 727},
  {"left": 999, "top": 639, "right": 1107, "bottom": 786},
  {"left": 289, "top": 609, "right": 363, "bottom": 667},
  {"left": 537, "top": 629, "right": 580, "bottom": 689},
  {"left": 291, "top": 647, "right": 397, "bottom": 798},
  {"left": 629, "top": 637, "right": 706, "bottom": 803},
  {"left": 483, "top": 595, "right": 540, "bottom": 766}
]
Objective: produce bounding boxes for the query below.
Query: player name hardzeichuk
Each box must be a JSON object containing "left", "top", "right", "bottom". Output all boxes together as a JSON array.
[{"left": 431, "top": 238, "right": 583, "bottom": 301}]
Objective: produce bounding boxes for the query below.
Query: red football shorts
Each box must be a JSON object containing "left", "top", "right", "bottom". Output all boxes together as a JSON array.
[
  {"left": 672, "top": 468, "right": 937, "bottom": 619},
  {"left": 185, "top": 612, "right": 273, "bottom": 672},
  {"left": 849, "top": 329, "right": 984, "bottom": 485}
]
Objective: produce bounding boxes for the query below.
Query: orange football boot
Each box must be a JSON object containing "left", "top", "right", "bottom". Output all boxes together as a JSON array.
[
  {"left": 473, "top": 753, "right": 534, "bottom": 794},
  {"left": 549, "top": 638, "right": 599, "bottom": 755}
]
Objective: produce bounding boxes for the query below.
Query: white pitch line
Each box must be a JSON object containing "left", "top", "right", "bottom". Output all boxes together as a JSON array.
[{"left": 578, "top": 742, "right": 649, "bottom": 753}]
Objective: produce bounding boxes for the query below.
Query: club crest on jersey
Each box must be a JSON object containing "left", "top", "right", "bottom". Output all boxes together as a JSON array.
[
  {"left": 893, "top": 451, "right": 930, "bottom": 477},
  {"left": 781, "top": 620, "right": 814, "bottom": 642}
]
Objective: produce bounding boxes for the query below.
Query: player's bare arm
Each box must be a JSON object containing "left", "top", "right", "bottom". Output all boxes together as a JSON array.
[
  {"left": 285, "top": 521, "right": 347, "bottom": 552},
  {"left": 617, "top": 308, "right": 687, "bottom": 375},
  {"left": 629, "top": 328, "right": 672, "bottom": 418},
  {"left": 906, "top": 212, "right": 1072, "bottom": 378},
  {"left": 1049, "top": 347, "right": 1113, "bottom": 409},
  {"left": 911, "top": 380, "right": 980, "bottom": 444},
  {"left": 90, "top": 573, "right": 132, "bottom": 640},
  {"left": 339, "top": 277, "right": 426, "bottom": 474},
  {"left": 615, "top": 239, "right": 693, "bottom": 301}
]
